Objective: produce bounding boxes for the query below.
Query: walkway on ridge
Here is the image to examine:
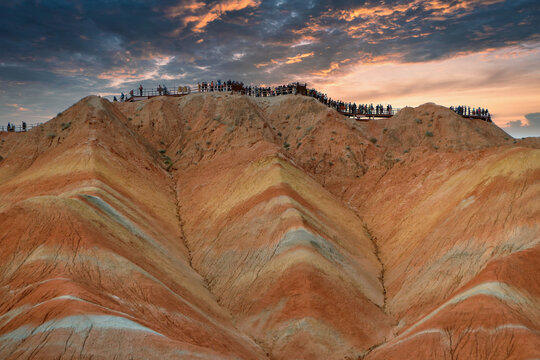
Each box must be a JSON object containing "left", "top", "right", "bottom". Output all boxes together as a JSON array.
[{"left": 1, "top": 84, "right": 493, "bottom": 133}]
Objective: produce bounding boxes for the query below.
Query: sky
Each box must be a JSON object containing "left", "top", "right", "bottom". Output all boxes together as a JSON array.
[{"left": 0, "top": 0, "right": 539, "bottom": 137}]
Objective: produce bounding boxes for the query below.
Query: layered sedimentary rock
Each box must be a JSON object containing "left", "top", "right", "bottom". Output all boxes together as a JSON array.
[
  {"left": 0, "top": 93, "right": 538, "bottom": 359},
  {"left": 0, "top": 96, "right": 266, "bottom": 359}
]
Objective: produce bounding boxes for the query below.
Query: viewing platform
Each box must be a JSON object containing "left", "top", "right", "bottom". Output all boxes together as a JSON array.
[
  {"left": 1, "top": 82, "right": 493, "bottom": 132},
  {"left": 340, "top": 109, "right": 400, "bottom": 121}
]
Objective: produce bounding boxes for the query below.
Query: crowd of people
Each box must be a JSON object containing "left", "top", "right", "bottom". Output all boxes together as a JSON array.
[
  {"left": 242, "top": 83, "right": 301, "bottom": 97},
  {"left": 196, "top": 80, "right": 305, "bottom": 97},
  {"left": 108, "top": 81, "right": 492, "bottom": 124},
  {"left": 111, "top": 81, "right": 391, "bottom": 116},
  {"left": 451, "top": 105, "right": 491, "bottom": 121},
  {"left": 306, "top": 88, "right": 394, "bottom": 116},
  {"left": 196, "top": 81, "right": 396, "bottom": 116},
  {"left": 113, "top": 84, "right": 192, "bottom": 101},
  {"left": 197, "top": 80, "right": 243, "bottom": 92},
  {"left": 114, "top": 80, "right": 304, "bottom": 98}
]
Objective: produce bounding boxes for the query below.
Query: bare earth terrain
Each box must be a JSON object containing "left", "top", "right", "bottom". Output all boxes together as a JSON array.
[{"left": 0, "top": 93, "right": 538, "bottom": 359}]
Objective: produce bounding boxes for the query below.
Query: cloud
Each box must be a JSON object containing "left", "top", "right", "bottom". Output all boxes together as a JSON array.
[
  {"left": 1, "top": 0, "right": 538, "bottom": 86},
  {"left": 338, "top": 1, "right": 420, "bottom": 21},
  {"left": 285, "top": 52, "right": 314, "bottom": 64},
  {"left": 313, "top": 62, "right": 340, "bottom": 76},
  {"left": 6, "top": 104, "right": 30, "bottom": 112},
  {"left": 0, "top": 0, "right": 539, "bottom": 128},
  {"left": 503, "top": 113, "right": 540, "bottom": 138},
  {"left": 167, "top": 0, "right": 261, "bottom": 33}
]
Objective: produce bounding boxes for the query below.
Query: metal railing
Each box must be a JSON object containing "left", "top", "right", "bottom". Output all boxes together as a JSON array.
[
  {"left": 337, "top": 108, "right": 401, "bottom": 117},
  {"left": 0, "top": 123, "right": 43, "bottom": 133},
  {"left": 243, "top": 87, "right": 298, "bottom": 97},
  {"left": 452, "top": 112, "right": 492, "bottom": 122},
  {"left": 123, "top": 84, "right": 492, "bottom": 121},
  {"left": 119, "top": 83, "right": 307, "bottom": 100},
  {"left": 125, "top": 87, "right": 192, "bottom": 98},
  {"left": 195, "top": 84, "right": 237, "bottom": 93},
  {"left": 2, "top": 81, "right": 493, "bottom": 133}
]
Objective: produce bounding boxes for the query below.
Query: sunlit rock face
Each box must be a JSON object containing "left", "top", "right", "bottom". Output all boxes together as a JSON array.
[{"left": 0, "top": 93, "right": 538, "bottom": 359}]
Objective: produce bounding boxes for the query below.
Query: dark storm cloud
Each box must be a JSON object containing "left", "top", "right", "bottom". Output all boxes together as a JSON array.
[
  {"left": 2, "top": 1, "right": 535, "bottom": 80},
  {"left": 505, "top": 112, "right": 540, "bottom": 138},
  {"left": 0, "top": 0, "right": 539, "bottom": 125}
]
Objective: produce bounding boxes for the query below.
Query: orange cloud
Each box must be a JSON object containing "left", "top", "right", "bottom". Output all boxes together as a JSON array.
[
  {"left": 339, "top": 2, "right": 419, "bottom": 21},
  {"left": 313, "top": 62, "right": 340, "bottom": 76},
  {"left": 266, "top": 35, "right": 319, "bottom": 48},
  {"left": 423, "top": 0, "right": 504, "bottom": 16},
  {"left": 335, "top": 0, "right": 506, "bottom": 26},
  {"left": 291, "top": 36, "right": 318, "bottom": 47},
  {"left": 167, "top": 0, "right": 261, "bottom": 34},
  {"left": 256, "top": 52, "right": 315, "bottom": 71},
  {"left": 285, "top": 52, "right": 314, "bottom": 64},
  {"left": 292, "top": 23, "right": 331, "bottom": 35},
  {"left": 6, "top": 104, "right": 30, "bottom": 112},
  {"left": 166, "top": 0, "right": 206, "bottom": 17}
]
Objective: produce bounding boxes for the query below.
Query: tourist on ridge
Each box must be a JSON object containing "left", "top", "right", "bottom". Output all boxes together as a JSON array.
[
  {"left": 120, "top": 92, "right": 124, "bottom": 101},
  {"left": 157, "top": 85, "right": 163, "bottom": 95},
  {"left": 139, "top": 84, "right": 143, "bottom": 96},
  {"left": 22, "top": 121, "right": 26, "bottom": 131},
  {"left": 113, "top": 96, "right": 117, "bottom": 102},
  {"left": 130, "top": 89, "right": 134, "bottom": 97}
]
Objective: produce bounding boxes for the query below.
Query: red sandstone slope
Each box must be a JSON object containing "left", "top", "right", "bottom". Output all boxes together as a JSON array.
[
  {"left": 117, "top": 93, "right": 393, "bottom": 359},
  {"left": 0, "top": 96, "right": 266, "bottom": 359},
  {"left": 352, "top": 145, "right": 540, "bottom": 359},
  {"left": 0, "top": 93, "right": 538, "bottom": 359}
]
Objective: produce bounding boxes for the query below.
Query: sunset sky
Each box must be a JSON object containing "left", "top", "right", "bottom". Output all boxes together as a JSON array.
[{"left": 1, "top": 0, "right": 539, "bottom": 137}]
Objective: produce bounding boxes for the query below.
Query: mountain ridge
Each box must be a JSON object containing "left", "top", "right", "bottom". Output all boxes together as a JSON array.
[{"left": 0, "top": 93, "right": 538, "bottom": 359}]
